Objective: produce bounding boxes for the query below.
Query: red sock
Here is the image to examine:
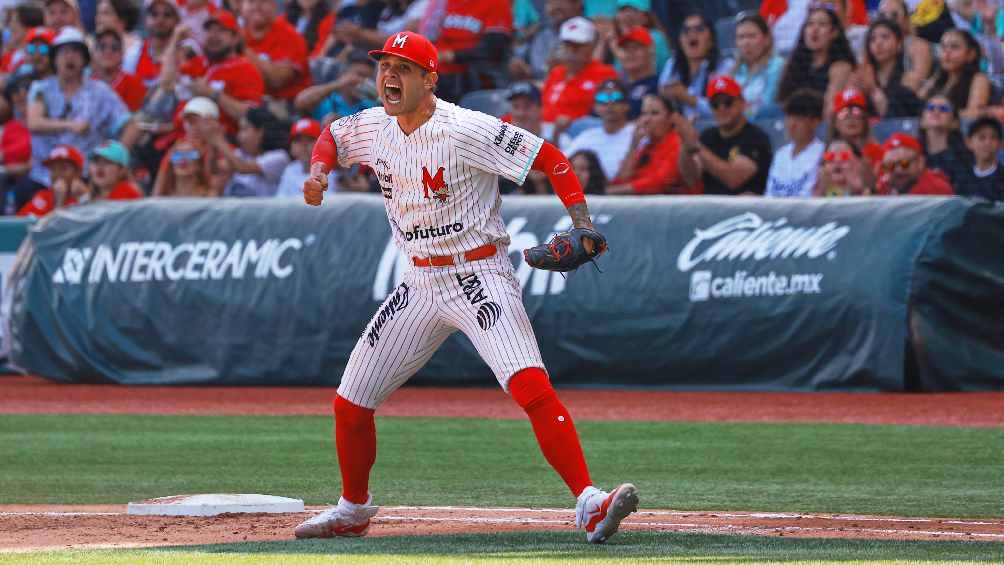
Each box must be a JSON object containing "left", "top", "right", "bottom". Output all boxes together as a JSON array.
[
  {"left": 333, "top": 394, "right": 376, "bottom": 505},
  {"left": 509, "top": 368, "right": 592, "bottom": 497}
]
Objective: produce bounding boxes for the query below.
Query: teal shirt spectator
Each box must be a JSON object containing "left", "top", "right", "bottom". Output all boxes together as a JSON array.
[
  {"left": 733, "top": 54, "right": 786, "bottom": 120},
  {"left": 312, "top": 93, "right": 379, "bottom": 122},
  {"left": 514, "top": 0, "right": 540, "bottom": 29}
]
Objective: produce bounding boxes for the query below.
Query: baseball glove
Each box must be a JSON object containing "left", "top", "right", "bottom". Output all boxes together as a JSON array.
[{"left": 523, "top": 227, "right": 608, "bottom": 273}]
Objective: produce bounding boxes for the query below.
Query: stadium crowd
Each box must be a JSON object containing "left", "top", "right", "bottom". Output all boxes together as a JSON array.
[{"left": 1, "top": 0, "right": 1002, "bottom": 215}]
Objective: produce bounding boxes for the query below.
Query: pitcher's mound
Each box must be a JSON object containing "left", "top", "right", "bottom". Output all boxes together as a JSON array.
[{"left": 127, "top": 494, "right": 304, "bottom": 516}]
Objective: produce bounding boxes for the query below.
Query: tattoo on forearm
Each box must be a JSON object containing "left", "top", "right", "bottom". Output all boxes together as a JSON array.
[{"left": 568, "top": 203, "right": 592, "bottom": 228}]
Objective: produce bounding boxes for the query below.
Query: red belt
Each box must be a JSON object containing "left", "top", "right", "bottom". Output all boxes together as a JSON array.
[{"left": 412, "top": 244, "right": 497, "bottom": 267}]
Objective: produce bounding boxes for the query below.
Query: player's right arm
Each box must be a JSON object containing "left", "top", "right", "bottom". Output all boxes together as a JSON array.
[{"left": 304, "top": 126, "right": 339, "bottom": 206}]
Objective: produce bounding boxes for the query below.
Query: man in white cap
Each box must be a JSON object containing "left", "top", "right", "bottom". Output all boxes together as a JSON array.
[
  {"left": 26, "top": 27, "right": 136, "bottom": 186},
  {"left": 540, "top": 16, "right": 617, "bottom": 133}
]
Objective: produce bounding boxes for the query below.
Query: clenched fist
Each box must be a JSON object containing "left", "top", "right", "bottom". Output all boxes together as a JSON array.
[{"left": 303, "top": 172, "right": 327, "bottom": 206}]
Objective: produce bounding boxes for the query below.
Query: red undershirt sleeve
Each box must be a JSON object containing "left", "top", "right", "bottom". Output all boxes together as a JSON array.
[
  {"left": 530, "top": 141, "right": 586, "bottom": 208},
  {"left": 310, "top": 126, "right": 339, "bottom": 171}
]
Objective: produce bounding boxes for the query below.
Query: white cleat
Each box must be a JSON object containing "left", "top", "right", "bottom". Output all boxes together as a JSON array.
[
  {"left": 294, "top": 496, "right": 379, "bottom": 539},
  {"left": 575, "top": 483, "right": 639, "bottom": 543}
]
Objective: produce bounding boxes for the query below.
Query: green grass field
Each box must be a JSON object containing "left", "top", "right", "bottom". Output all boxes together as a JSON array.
[{"left": 2, "top": 414, "right": 1003, "bottom": 563}]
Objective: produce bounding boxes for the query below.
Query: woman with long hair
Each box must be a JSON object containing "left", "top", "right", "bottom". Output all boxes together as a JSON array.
[
  {"left": 918, "top": 28, "right": 991, "bottom": 119},
  {"left": 657, "top": 12, "right": 732, "bottom": 119},
  {"left": 154, "top": 138, "right": 216, "bottom": 197},
  {"left": 607, "top": 94, "right": 696, "bottom": 195},
  {"left": 569, "top": 150, "right": 607, "bottom": 195},
  {"left": 874, "top": 0, "right": 932, "bottom": 90},
  {"left": 918, "top": 94, "right": 971, "bottom": 186},
  {"left": 776, "top": 5, "right": 856, "bottom": 116},
  {"left": 731, "top": 12, "right": 786, "bottom": 119},
  {"left": 215, "top": 107, "right": 290, "bottom": 197},
  {"left": 857, "top": 18, "right": 922, "bottom": 117}
]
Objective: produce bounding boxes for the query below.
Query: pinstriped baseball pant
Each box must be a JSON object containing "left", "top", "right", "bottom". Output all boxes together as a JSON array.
[{"left": 337, "top": 252, "right": 545, "bottom": 409}]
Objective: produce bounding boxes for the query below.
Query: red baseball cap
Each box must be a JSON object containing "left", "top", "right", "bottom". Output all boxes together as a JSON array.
[
  {"left": 882, "top": 133, "right": 922, "bottom": 155},
  {"left": 43, "top": 145, "right": 85, "bottom": 170},
  {"left": 369, "top": 31, "right": 438, "bottom": 73},
  {"left": 706, "top": 75, "right": 742, "bottom": 99},
  {"left": 834, "top": 88, "right": 867, "bottom": 113},
  {"left": 204, "top": 10, "right": 239, "bottom": 33},
  {"left": 617, "top": 26, "right": 653, "bottom": 47},
  {"left": 290, "top": 118, "right": 321, "bottom": 138},
  {"left": 25, "top": 27, "right": 57, "bottom": 45}
]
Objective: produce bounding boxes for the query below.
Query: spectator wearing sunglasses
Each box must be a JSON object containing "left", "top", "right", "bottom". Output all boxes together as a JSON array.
[
  {"left": 829, "top": 88, "right": 883, "bottom": 167},
  {"left": 541, "top": 17, "right": 618, "bottom": 129},
  {"left": 20, "top": 27, "right": 57, "bottom": 82},
  {"left": 563, "top": 80, "right": 635, "bottom": 180},
  {"left": 658, "top": 12, "right": 732, "bottom": 120},
  {"left": 919, "top": 94, "right": 971, "bottom": 188},
  {"left": 154, "top": 138, "right": 216, "bottom": 197},
  {"left": 876, "top": 132, "right": 954, "bottom": 195},
  {"left": 775, "top": 4, "right": 856, "bottom": 118},
  {"left": 0, "top": 4, "right": 45, "bottom": 80},
  {"left": 953, "top": 116, "right": 1004, "bottom": 201},
  {"left": 614, "top": 27, "right": 658, "bottom": 118},
  {"left": 676, "top": 75, "right": 773, "bottom": 195},
  {"left": 91, "top": 30, "right": 147, "bottom": 112},
  {"left": 730, "top": 13, "right": 785, "bottom": 120},
  {"left": 766, "top": 89, "right": 825, "bottom": 197},
  {"left": 499, "top": 81, "right": 565, "bottom": 195},
  {"left": 26, "top": 27, "right": 136, "bottom": 187},
  {"left": 812, "top": 138, "right": 874, "bottom": 196},
  {"left": 123, "top": 0, "right": 181, "bottom": 88},
  {"left": 608, "top": 93, "right": 694, "bottom": 194},
  {"left": 95, "top": 0, "right": 142, "bottom": 58}
]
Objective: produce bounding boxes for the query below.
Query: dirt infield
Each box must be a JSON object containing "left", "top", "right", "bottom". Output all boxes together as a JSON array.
[{"left": 2, "top": 375, "right": 1002, "bottom": 550}]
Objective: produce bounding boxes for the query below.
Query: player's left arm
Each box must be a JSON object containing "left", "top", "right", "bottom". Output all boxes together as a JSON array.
[{"left": 530, "top": 142, "right": 602, "bottom": 252}]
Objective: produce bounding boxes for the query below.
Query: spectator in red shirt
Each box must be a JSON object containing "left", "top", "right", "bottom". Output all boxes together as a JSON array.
[
  {"left": 0, "top": 88, "right": 35, "bottom": 214},
  {"left": 877, "top": 133, "right": 955, "bottom": 196},
  {"left": 433, "top": 0, "right": 515, "bottom": 103},
  {"left": 185, "top": 11, "right": 265, "bottom": 132},
  {"left": 241, "top": 0, "right": 311, "bottom": 103},
  {"left": 17, "top": 144, "right": 86, "bottom": 216},
  {"left": 608, "top": 93, "right": 694, "bottom": 195},
  {"left": 91, "top": 30, "right": 148, "bottom": 112},
  {"left": 123, "top": 0, "right": 181, "bottom": 88},
  {"left": 541, "top": 17, "right": 618, "bottom": 129}
]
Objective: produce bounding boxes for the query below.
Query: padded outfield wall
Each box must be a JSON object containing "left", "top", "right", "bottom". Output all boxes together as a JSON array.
[{"left": 6, "top": 196, "right": 1003, "bottom": 391}]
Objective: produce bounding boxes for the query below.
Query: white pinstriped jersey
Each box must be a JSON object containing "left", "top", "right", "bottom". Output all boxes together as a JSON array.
[{"left": 328, "top": 98, "right": 544, "bottom": 257}]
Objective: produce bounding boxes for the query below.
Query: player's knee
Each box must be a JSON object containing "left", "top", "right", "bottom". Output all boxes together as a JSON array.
[
  {"left": 509, "top": 367, "right": 556, "bottom": 410},
  {"left": 334, "top": 394, "right": 375, "bottom": 430}
]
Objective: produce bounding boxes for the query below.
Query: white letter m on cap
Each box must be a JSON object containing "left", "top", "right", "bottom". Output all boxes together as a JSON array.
[{"left": 392, "top": 33, "right": 407, "bottom": 48}]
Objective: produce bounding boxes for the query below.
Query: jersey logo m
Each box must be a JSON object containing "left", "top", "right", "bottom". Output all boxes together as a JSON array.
[
  {"left": 421, "top": 166, "right": 449, "bottom": 202},
  {"left": 392, "top": 33, "right": 407, "bottom": 48}
]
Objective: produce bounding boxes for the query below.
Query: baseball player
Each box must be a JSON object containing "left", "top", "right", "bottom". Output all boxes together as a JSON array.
[{"left": 294, "top": 31, "right": 638, "bottom": 544}]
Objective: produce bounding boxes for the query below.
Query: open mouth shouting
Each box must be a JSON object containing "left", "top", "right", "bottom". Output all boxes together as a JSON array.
[{"left": 384, "top": 81, "right": 403, "bottom": 105}]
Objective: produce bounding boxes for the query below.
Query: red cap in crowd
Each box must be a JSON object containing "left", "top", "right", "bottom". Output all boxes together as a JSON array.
[
  {"left": 834, "top": 88, "right": 867, "bottom": 113},
  {"left": 882, "top": 133, "right": 922, "bottom": 155},
  {"left": 290, "top": 118, "right": 321, "bottom": 138},
  {"left": 42, "top": 145, "right": 85, "bottom": 170},
  {"left": 204, "top": 10, "right": 239, "bottom": 33},
  {"left": 25, "top": 27, "right": 57, "bottom": 45},
  {"left": 369, "top": 31, "right": 438, "bottom": 73},
  {"left": 617, "top": 26, "right": 653, "bottom": 47},
  {"left": 706, "top": 75, "right": 742, "bottom": 99}
]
